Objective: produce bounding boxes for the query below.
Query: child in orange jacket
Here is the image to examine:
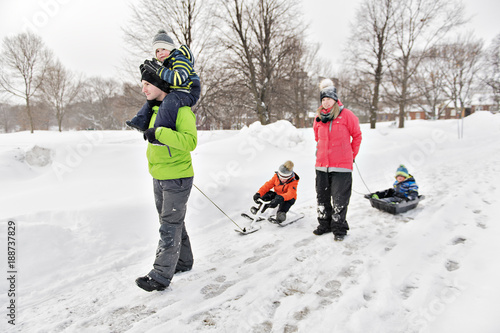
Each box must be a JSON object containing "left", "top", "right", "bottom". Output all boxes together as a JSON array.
[{"left": 253, "top": 161, "right": 299, "bottom": 223}]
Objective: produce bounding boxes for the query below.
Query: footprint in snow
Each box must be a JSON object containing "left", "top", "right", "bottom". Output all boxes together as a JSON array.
[
  {"left": 475, "top": 213, "right": 488, "bottom": 229},
  {"left": 200, "top": 275, "right": 235, "bottom": 299},
  {"left": 316, "top": 279, "right": 342, "bottom": 299},
  {"left": 445, "top": 260, "right": 460, "bottom": 272},
  {"left": 293, "top": 236, "right": 315, "bottom": 248},
  {"left": 452, "top": 237, "right": 466, "bottom": 245},
  {"left": 295, "top": 247, "right": 317, "bottom": 262},
  {"left": 82, "top": 305, "right": 156, "bottom": 331},
  {"left": 399, "top": 273, "right": 422, "bottom": 300},
  {"left": 244, "top": 242, "right": 279, "bottom": 264},
  {"left": 338, "top": 259, "right": 364, "bottom": 278},
  {"left": 293, "top": 307, "right": 310, "bottom": 320},
  {"left": 280, "top": 276, "right": 309, "bottom": 296}
]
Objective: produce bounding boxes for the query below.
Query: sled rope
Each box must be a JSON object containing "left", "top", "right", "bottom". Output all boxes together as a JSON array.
[
  {"left": 354, "top": 161, "right": 372, "bottom": 194},
  {"left": 193, "top": 184, "right": 246, "bottom": 232}
]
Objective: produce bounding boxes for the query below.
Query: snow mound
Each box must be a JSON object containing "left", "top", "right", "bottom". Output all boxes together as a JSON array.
[
  {"left": 240, "top": 120, "right": 305, "bottom": 150},
  {"left": 25, "top": 145, "right": 53, "bottom": 167}
]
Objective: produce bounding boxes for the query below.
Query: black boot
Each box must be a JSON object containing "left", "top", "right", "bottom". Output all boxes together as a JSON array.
[
  {"left": 334, "top": 234, "right": 345, "bottom": 242},
  {"left": 126, "top": 115, "right": 149, "bottom": 132},
  {"left": 313, "top": 218, "right": 331, "bottom": 235},
  {"left": 276, "top": 212, "right": 286, "bottom": 223},
  {"left": 135, "top": 275, "right": 167, "bottom": 292},
  {"left": 313, "top": 226, "right": 331, "bottom": 235},
  {"left": 175, "top": 267, "right": 192, "bottom": 274}
]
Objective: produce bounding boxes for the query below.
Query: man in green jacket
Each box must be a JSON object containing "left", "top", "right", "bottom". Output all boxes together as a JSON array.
[{"left": 135, "top": 64, "right": 197, "bottom": 292}]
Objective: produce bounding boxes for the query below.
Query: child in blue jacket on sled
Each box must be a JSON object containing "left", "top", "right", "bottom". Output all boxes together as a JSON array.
[{"left": 371, "top": 165, "right": 419, "bottom": 203}]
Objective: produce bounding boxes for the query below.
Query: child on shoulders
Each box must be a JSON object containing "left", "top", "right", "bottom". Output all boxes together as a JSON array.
[{"left": 126, "top": 30, "right": 200, "bottom": 132}]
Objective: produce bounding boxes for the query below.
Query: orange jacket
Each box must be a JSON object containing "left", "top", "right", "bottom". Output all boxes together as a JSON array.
[{"left": 258, "top": 173, "right": 299, "bottom": 201}]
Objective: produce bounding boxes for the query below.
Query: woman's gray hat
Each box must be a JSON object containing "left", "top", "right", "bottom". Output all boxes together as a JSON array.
[{"left": 319, "top": 78, "right": 338, "bottom": 101}]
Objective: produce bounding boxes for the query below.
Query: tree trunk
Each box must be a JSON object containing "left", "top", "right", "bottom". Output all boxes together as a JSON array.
[
  {"left": 370, "top": 81, "right": 380, "bottom": 129},
  {"left": 398, "top": 57, "right": 409, "bottom": 128},
  {"left": 26, "top": 97, "right": 35, "bottom": 133}
]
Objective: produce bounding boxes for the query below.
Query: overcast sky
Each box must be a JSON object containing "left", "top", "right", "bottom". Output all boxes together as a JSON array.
[{"left": 0, "top": 0, "right": 499, "bottom": 80}]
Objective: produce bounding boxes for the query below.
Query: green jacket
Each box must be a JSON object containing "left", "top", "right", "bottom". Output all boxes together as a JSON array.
[{"left": 146, "top": 105, "right": 197, "bottom": 180}]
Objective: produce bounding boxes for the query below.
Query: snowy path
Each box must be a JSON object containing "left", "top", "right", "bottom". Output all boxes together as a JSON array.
[{"left": 1, "top": 114, "right": 500, "bottom": 332}]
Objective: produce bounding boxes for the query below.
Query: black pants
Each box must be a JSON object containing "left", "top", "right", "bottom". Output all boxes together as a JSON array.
[
  {"left": 315, "top": 170, "right": 352, "bottom": 236},
  {"left": 261, "top": 191, "right": 295, "bottom": 213}
]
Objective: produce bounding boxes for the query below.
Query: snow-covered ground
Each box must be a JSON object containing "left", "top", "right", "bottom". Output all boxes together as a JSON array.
[{"left": 1, "top": 113, "right": 499, "bottom": 333}]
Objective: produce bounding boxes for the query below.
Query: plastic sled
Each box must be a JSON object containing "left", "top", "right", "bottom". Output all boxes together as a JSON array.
[{"left": 364, "top": 193, "right": 425, "bottom": 215}]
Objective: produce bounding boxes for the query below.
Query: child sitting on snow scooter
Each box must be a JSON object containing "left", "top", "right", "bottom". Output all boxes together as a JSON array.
[
  {"left": 252, "top": 161, "right": 299, "bottom": 223},
  {"left": 371, "top": 164, "right": 419, "bottom": 203}
]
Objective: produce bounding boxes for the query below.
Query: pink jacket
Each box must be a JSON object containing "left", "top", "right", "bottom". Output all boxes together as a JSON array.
[{"left": 314, "top": 102, "right": 362, "bottom": 171}]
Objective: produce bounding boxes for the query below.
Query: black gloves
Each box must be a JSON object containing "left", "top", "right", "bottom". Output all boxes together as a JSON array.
[
  {"left": 253, "top": 193, "right": 261, "bottom": 204},
  {"left": 269, "top": 195, "right": 284, "bottom": 208},
  {"left": 144, "top": 59, "right": 163, "bottom": 76},
  {"left": 143, "top": 127, "right": 157, "bottom": 143}
]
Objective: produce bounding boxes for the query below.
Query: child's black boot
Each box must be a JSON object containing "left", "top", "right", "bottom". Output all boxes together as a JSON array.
[{"left": 126, "top": 115, "right": 149, "bottom": 132}]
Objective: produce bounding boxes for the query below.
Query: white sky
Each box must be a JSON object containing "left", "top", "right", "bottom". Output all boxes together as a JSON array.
[{"left": 0, "top": 0, "right": 499, "bottom": 79}]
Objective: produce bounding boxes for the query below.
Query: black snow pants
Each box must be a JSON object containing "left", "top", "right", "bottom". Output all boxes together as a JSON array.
[
  {"left": 315, "top": 170, "right": 352, "bottom": 236},
  {"left": 149, "top": 177, "right": 194, "bottom": 287}
]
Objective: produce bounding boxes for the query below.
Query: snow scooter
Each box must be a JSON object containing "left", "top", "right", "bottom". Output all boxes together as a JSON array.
[
  {"left": 235, "top": 199, "right": 271, "bottom": 235},
  {"left": 235, "top": 199, "right": 305, "bottom": 235}
]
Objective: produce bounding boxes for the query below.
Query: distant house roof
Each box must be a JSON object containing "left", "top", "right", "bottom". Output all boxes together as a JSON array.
[{"left": 407, "top": 104, "right": 432, "bottom": 112}]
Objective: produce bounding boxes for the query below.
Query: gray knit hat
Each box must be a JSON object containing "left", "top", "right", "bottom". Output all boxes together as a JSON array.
[
  {"left": 278, "top": 161, "right": 294, "bottom": 179},
  {"left": 320, "top": 86, "right": 338, "bottom": 101},
  {"left": 319, "top": 78, "right": 338, "bottom": 101},
  {"left": 152, "top": 29, "right": 176, "bottom": 53}
]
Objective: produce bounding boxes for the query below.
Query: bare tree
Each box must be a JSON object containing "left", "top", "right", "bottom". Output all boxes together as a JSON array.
[
  {"left": 0, "top": 32, "right": 53, "bottom": 133},
  {"left": 483, "top": 33, "right": 500, "bottom": 111},
  {"left": 413, "top": 47, "right": 448, "bottom": 119},
  {"left": 122, "top": 0, "right": 227, "bottom": 127},
  {"left": 346, "top": 0, "right": 397, "bottom": 128},
  {"left": 78, "top": 77, "right": 121, "bottom": 130},
  {"left": 266, "top": 36, "right": 319, "bottom": 127},
  {"left": 217, "top": 0, "right": 305, "bottom": 124},
  {"left": 337, "top": 70, "right": 376, "bottom": 123},
  {"left": 438, "top": 33, "right": 483, "bottom": 116},
  {"left": 39, "top": 60, "right": 82, "bottom": 131},
  {"left": 123, "top": 0, "right": 212, "bottom": 61},
  {"left": 387, "top": 0, "right": 465, "bottom": 128},
  {"left": 0, "top": 102, "right": 15, "bottom": 133}
]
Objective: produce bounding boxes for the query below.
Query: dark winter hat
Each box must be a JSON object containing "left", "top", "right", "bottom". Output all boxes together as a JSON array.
[
  {"left": 278, "top": 160, "right": 294, "bottom": 179},
  {"left": 140, "top": 63, "right": 169, "bottom": 93},
  {"left": 319, "top": 79, "right": 338, "bottom": 101},
  {"left": 152, "top": 29, "right": 176, "bottom": 53},
  {"left": 395, "top": 164, "right": 409, "bottom": 179}
]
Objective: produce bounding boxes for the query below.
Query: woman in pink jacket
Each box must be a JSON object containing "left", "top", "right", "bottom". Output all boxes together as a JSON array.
[{"left": 313, "top": 79, "right": 362, "bottom": 241}]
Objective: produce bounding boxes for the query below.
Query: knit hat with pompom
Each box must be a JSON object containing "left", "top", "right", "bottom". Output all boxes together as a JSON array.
[
  {"left": 152, "top": 29, "right": 176, "bottom": 53},
  {"left": 395, "top": 164, "right": 409, "bottom": 179},
  {"left": 319, "top": 78, "right": 338, "bottom": 102},
  {"left": 278, "top": 160, "right": 294, "bottom": 179}
]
